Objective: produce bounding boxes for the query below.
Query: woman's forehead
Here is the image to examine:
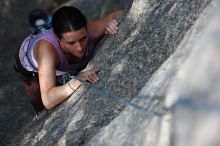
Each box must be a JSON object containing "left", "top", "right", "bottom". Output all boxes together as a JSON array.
[{"left": 61, "top": 27, "right": 87, "bottom": 42}]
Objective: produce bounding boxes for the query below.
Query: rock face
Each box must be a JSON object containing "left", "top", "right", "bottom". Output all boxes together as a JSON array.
[
  {"left": 2, "top": 0, "right": 220, "bottom": 146},
  {"left": 86, "top": 1, "right": 218, "bottom": 145},
  {"left": 169, "top": 1, "right": 220, "bottom": 146}
]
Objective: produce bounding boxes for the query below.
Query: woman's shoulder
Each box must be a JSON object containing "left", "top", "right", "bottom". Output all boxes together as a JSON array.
[
  {"left": 35, "top": 39, "right": 59, "bottom": 66},
  {"left": 36, "top": 39, "right": 57, "bottom": 56}
]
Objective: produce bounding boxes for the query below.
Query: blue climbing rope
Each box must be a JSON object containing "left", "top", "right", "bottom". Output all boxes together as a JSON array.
[{"left": 66, "top": 74, "right": 166, "bottom": 117}]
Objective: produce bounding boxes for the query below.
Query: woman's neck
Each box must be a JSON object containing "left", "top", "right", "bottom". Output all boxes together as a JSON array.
[{"left": 66, "top": 53, "right": 84, "bottom": 64}]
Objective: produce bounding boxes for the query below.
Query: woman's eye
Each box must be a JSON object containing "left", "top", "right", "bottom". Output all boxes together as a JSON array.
[
  {"left": 80, "top": 36, "right": 87, "bottom": 42},
  {"left": 68, "top": 42, "right": 75, "bottom": 45}
]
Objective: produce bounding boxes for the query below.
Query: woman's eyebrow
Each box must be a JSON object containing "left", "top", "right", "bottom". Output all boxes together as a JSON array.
[
  {"left": 64, "top": 34, "right": 88, "bottom": 44},
  {"left": 78, "top": 35, "right": 87, "bottom": 41}
]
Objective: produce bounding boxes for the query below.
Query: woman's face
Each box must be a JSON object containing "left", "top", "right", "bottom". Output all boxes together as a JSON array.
[{"left": 59, "top": 27, "right": 88, "bottom": 59}]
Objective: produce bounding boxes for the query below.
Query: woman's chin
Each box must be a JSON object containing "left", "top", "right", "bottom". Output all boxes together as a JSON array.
[
  {"left": 74, "top": 54, "right": 83, "bottom": 58},
  {"left": 75, "top": 52, "right": 86, "bottom": 58},
  {"left": 69, "top": 53, "right": 84, "bottom": 59}
]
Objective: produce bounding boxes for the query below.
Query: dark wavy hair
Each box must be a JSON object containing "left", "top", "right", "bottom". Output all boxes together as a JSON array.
[{"left": 52, "top": 6, "right": 87, "bottom": 38}]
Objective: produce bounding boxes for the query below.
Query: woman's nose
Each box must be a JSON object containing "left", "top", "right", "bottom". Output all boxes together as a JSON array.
[{"left": 75, "top": 41, "right": 83, "bottom": 51}]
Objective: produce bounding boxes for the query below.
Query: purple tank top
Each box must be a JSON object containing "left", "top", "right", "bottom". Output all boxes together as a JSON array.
[{"left": 19, "top": 28, "right": 94, "bottom": 76}]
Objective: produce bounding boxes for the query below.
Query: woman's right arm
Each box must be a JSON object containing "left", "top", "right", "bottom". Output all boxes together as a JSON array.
[{"left": 36, "top": 40, "right": 81, "bottom": 110}]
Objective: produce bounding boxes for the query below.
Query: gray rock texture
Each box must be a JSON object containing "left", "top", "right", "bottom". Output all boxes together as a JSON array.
[
  {"left": 168, "top": 1, "right": 220, "bottom": 146},
  {"left": 86, "top": 1, "right": 217, "bottom": 145},
  {"left": 1, "top": 0, "right": 220, "bottom": 146}
]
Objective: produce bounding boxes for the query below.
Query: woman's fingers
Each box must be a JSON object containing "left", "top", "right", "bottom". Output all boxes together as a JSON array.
[
  {"left": 92, "top": 72, "right": 99, "bottom": 81},
  {"left": 88, "top": 72, "right": 99, "bottom": 83},
  {"left": 87, "top": 75, "right": 95, "bottom": 83},
  {"left": 106, "top": 26, "right": 117, "bottom": 35},
  {"left": 83, "top": 72, "right": 99, "bottom": 83},
  {"left": 106, "top": 20, "right": 119, "bottom": 35},
  {"left": 112, "top": 19, "right": 118, "bottom": 26},
  {"left": 79, "top": 70, "right": 100, "bottom": 83}
]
